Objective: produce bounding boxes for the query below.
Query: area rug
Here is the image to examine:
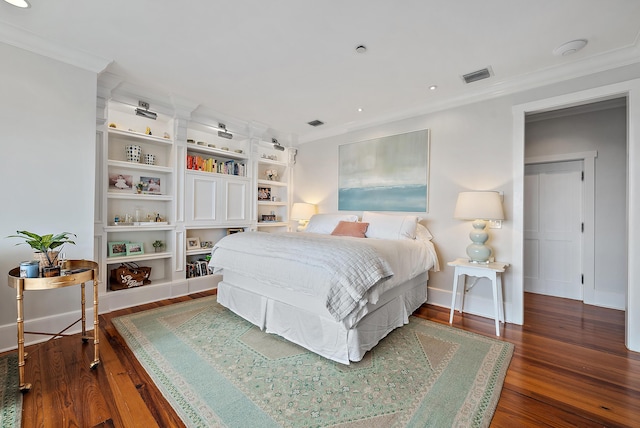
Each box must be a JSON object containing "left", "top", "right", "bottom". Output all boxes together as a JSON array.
[
  {"left": 113, "top": 297, "right": 513, "bottom": 427},
  {"left": 0, "top": 353, "right": 22, "bottom": 428}
]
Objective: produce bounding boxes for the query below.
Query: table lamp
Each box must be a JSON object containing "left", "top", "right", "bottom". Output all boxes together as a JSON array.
[
  {"left": 291, "top": 202, "right": 317, "bottom": 232},
  {"left": 454, "top": 191, "right": 504, "bottom": 263}
]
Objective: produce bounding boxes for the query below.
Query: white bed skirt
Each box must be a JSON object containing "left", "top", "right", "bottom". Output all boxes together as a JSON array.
[{"left": 217, "top": 271, "right": 429, "bottom": 364}]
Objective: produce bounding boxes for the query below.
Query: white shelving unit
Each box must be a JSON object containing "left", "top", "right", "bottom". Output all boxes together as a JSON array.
[
  {"left": 101, "top": 102, "right": 176, "bottom": 298},
  {"left": 253, "top": 142, "right": 292, "bottom": 232},
  {"left": 95, "top": 86, "right": 294, "bottom": 311}
]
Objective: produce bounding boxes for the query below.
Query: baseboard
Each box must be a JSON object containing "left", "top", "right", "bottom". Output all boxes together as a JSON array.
[
  {"left": 427, "top": 286, "right": 513, "bottom": 323},
  {"left": 0, "top": 307, "right": 95, "bottom": 353},
  {"left": 1, "top": 277, "right": 219, "bottom": 353}
]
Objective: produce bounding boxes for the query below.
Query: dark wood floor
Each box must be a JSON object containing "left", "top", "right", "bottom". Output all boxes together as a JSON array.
[{"left": 3, "top": 291, "right": 639, "bottom": 427}]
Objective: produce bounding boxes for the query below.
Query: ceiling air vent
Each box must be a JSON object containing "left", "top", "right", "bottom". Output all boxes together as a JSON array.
[
  {"left": 307, "top": 119, "right": 324, "bottom": 127},
  {"left": 462, "top": 67, "right": 493, "bottom": 84}
]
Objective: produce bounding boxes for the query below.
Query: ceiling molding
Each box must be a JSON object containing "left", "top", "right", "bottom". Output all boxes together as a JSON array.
[
  {"left": 0, "top": 20, "right": 111, "bottom": 73},
  {"left": 298, "top": 43, "right": 640, "bottom": 144}
]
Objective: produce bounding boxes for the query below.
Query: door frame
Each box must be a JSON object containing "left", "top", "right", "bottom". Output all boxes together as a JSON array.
[
  {"left": 525, "top": 152, "right": 597, "bottom": 304},
  {"left": 512, "top": 79, "right": 640, "bottom": 352}
]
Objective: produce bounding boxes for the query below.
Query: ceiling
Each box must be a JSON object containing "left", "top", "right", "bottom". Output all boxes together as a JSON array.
[{"left": 2, "top": 0, "right": 640, "bottom": 144}]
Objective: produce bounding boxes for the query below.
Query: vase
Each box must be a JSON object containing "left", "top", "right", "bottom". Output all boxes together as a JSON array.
[
  {"left": 125, "top": 145, "right": 142, "bottom": 163},
  {"left": 34, "top": 251, "right": 59, "bottom": 272}
]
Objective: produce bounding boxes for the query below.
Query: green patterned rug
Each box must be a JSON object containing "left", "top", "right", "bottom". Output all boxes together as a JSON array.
[
  {"left": 113, "top": 296, "right": 513, "bottom": 427},
  {"left": 0, "top": 353, "right": 22, "bottom": 428}
]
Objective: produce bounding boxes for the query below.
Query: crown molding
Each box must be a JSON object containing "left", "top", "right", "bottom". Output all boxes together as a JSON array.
[
  {"left": 298, "top": 44, "right": 640, "bottom": 144},
  {"left": 0, "top": 20, "right": 111, "bottom": 73}
]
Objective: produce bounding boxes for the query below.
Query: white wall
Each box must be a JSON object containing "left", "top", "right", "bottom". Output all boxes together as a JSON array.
[
  {"left": 525, "top": 105, "right": 627, "bottom": 307},
  {"left": 294, "top": 97, "right": 517, "bottom": 320},
  {"left": 294, "top": 65, "right": 640, "bottom": 336},
  {"left": 0, "top": 42, "right": 97, "bottom": 352}
]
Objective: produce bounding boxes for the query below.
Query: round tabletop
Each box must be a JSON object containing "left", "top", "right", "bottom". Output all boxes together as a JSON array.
[{"left": 7, "top": 259, "right": 98, "bottom": 291}]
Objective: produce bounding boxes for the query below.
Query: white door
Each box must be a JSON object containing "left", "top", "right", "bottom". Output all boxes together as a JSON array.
[{"left": 524, "top": 161, "right": 583, "bottom": 300}]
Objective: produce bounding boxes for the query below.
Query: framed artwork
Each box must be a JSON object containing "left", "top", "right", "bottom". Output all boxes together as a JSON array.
[
  {"left": 338, "top": 129, "right": 430, "bottom": 212},
  {"left": 125, "top": 242, "right": 144, "bottom": 256},
  {"left": 108, "top": 173, "right": 133, "bottom": 190},
  {"left": 108, "top": 241, "right": 128, "bottom": 257},
  {"left": 140, "top": 176, "right": 161, "bottom": 194},
  {"left": 200, "top": 241, "right": 213, "bottom": 249},
  {"left": 187, "top": 237, "right": 201, "bottom": 250}
]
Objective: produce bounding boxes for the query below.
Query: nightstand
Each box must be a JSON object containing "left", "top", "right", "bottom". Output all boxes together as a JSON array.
[{"left": 448, "top": 258, "right": 509, "bottom": 336}]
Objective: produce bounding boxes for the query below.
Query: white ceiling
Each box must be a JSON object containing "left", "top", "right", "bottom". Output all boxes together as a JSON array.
[{"left": 2, "top": 0, "right": 640, "bottom": 144}]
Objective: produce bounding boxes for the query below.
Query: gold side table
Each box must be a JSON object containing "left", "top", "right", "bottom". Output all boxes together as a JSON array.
[{"left": 7, "top": 259, "right": 100, "bottom": 392}]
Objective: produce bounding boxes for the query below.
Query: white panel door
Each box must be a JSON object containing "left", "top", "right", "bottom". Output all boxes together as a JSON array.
[
  {"left": 524, "top": 161, "right": 583, "bottom": 300},
  {"left": 223, "top": 178, "right": 248, "bottom": 222},
  {"left": 185, "top": 173, "right": 218, "bottom": 225}
]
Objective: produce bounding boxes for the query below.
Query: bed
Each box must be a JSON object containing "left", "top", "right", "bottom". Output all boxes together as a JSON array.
[{"left": 209, "top": 212, "right": 439, "bottom": 364}]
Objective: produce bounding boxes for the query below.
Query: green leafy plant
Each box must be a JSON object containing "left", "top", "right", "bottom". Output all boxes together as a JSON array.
[
  {"left": 8, "top": 230, "right": 76, "bottom": 266},
  {"left": 152, "top": 240, "right": 164, "bottom": 249}
]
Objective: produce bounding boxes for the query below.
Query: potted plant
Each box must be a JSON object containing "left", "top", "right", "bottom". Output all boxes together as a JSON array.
[
  {"left": 152, "top": 240, "right": 164, "bottom": 253},
  {"left": 8, "top": 231, "right": 76, "bottom": 277}
]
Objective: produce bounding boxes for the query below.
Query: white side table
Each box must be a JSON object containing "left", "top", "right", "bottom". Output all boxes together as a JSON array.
[{"left": 448, "top": 258, "right": 509, "bottom": 336}]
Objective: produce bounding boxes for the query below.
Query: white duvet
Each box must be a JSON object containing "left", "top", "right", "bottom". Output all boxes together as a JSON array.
[{"left": 209, "top": 231, "right": 438, "bottom": 325}]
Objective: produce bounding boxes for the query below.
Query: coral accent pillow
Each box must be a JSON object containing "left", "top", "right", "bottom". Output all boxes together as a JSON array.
[{"left": 331, "top": 221, "right": 369, "bottom": 238}]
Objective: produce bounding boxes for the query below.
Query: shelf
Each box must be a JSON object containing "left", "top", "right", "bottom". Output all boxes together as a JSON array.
[
  {"left": 257, "top": 222, "right": 288, "bottom": 227},
  {"left": 257, "top": 179, "right": 287, "bottom": 187},
  {"left": 107, "top": 192, "right": 172, "bottom": 201},
  {"left": 187, "top": 144, "right": 249, "bottom": 161},
  {"left": 258, "top": 201, "right": 287, "bottom": 206},
  {"left": 186, "top": 248, "right": 212, "bottom": 256},
  {"left": 258, "top": 158, "right": 287, "bottom": 166},
  {"left": 108, "top": 128, "right": 173, "bottom": 146},
  {"left": 107, "top": 159, "right": 173, "bottom": 173},
  {"left": 186, "top": 169, "right": 249, "bottom": 180},
  {"left": 106, "top": 278, "right": 173, "bottom": 293},
  {"left": 106, "top": 252, "right": 172, "bottom": 264},
  {"left": 105, "top": 224, "right": 174, "bottom": 232}
]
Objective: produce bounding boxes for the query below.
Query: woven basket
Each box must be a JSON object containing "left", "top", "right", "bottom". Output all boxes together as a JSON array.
[{"left": 34, "top": 251, "right": 59, "bottom": 270}]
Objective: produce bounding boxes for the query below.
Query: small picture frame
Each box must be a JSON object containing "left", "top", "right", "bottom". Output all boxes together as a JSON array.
[
  {"left": 109, "top": 173, "right": 133, "bottom": 191},
  {"left": 227, "top": 228, "right": 244, "bottom": 235},
  {"left": 200, "top": 240, "right": 213, "bottom": 249},
  {"left": 258, "top": 187, "right": 271, "bottom": 201},
  {"left": 108, "top": 241, "right": 128, "bottom": 257},
  {"left": 125, "top": 242, "right": 144, "bottom": 256},
  {"left": 261, "top": 214, "right": 277, "bottom": 222},
  {"left": 140, "top": 176, "right": 161, "bottom": 194},
  {"left": 187, "top": 237, "right": 201, "bottom": 250}
]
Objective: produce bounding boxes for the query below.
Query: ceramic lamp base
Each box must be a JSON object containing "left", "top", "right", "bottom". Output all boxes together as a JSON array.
[{"left": 466, "top": 219, "right": 492, "bottom": 263}]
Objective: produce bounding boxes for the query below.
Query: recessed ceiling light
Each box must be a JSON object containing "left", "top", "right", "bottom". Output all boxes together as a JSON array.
[
  {"left": 357, "top": 108, "right": 363, "bottom": 112},
  {"left": 4, "top": 0, "right": 30, "bottom": 8},
  {"left": 355, "top": 45, "right": 367, "bottom": 54},
  {"left": 429, "top": 85, "right": 438, "bottom": 91},
  {"left": 553, "top": 39, "right": 588, "bottom": 56}
]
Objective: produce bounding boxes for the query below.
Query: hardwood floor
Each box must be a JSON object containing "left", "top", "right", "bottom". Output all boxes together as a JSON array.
[{"left": 4, "top": 291, "right": 639, "bottom": 427}]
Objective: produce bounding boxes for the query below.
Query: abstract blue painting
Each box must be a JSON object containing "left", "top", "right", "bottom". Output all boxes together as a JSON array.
[{"left": 338, "top": 129, "right": 429, "bottom": 212}]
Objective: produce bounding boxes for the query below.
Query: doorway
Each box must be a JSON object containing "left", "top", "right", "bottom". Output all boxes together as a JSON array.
[
  {"left": 524, "top": 160, "right": 584, "bottom": 300},
  {"left": 512, "top": 80, "right": 640, "bottom": 352}
]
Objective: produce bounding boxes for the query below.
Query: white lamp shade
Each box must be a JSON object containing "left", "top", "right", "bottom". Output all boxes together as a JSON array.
[
  {"left": 454, "top": 191, "right": 504, "bottom": 221},
  {"left": 291, "top": 202, "right": 317, "bottom": 220}
]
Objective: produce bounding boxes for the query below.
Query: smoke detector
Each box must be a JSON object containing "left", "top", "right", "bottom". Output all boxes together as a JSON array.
[{"left": 553, "top": 39, "right": 587, "bottom": 57}]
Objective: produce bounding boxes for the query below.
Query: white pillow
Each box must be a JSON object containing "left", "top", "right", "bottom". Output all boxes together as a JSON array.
[
  {"left": 362, "top": 211, "right": 418, "bottom": 240},
  {"left": 415, "top": 223, "right": 434, "bottom": 242},
  {"left": 305, "top": 213, "right": 359, "bottom": 234}
]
